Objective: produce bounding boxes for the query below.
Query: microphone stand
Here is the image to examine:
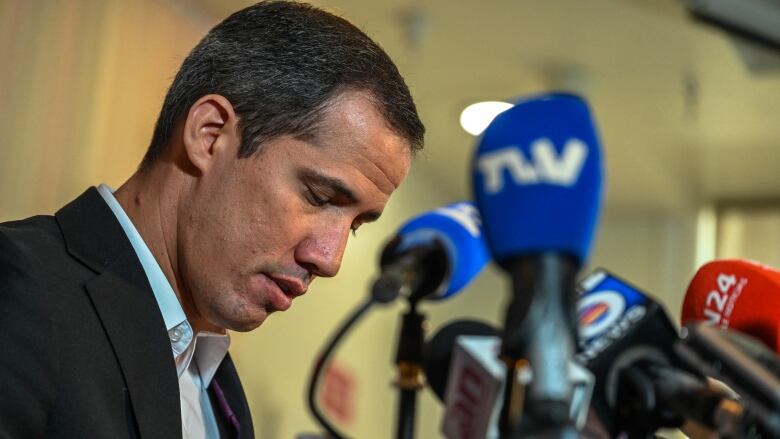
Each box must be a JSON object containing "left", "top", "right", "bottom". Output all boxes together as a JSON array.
[
  {"left": 498, "top": 253, "right": 581, "bottom": 439},
  {"left": 393, "top": 296, "right": 426, "bottom": 439},
  {"left": 380, "top": 240, "right": 445, "bottom": 439}
]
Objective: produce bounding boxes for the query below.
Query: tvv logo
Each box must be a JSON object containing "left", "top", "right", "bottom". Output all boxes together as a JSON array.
[{"left": 476, "top": 138, "right": 588, "bottom": 194}]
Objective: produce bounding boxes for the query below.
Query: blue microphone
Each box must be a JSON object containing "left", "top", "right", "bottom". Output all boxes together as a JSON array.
[
  {"left": 374, "top": 202, "right": 490, "bottom": 439},
  {"left": 310, "top": 204, "right": 489, "bottom": 439},
  {"left": 473, "top": 93, "right": 602, "bottom": 263},
  {"left": 471, "top": 93, "right": 604, "bottom": 437},
  {"left": 373, "top": 201, "right": 490, "bottom": 302}
]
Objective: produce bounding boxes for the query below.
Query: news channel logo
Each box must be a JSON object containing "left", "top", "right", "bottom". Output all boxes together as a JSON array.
[{"left": 578, "top": 290, "right": 626, "bottom": 341}]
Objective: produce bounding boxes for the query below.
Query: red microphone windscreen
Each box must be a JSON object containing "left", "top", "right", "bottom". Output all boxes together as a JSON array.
[{"left": 682, "top": 259, "right": 780, "bottom": 353}]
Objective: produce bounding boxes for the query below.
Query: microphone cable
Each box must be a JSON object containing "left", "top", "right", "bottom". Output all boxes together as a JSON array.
[{"left": 307, "top": 284, "right": 400, "bottom": 438}]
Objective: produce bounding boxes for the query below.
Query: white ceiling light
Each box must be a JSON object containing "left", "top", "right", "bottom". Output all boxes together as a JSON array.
[{"left": 459, "top": 101, "right": 513, "bottom": 136}]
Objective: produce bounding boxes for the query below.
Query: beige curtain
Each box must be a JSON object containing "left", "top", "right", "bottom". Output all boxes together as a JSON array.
[{"left": 0, "top": 0, "right": 207, "bottom": 220}]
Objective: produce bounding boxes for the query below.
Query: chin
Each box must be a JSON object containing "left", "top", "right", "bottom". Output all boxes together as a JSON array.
[
  {"left": 218, "top": 308, "right": 269, "bottom": 332},
  {"left": 228, "top": 318, "right": 265, "bottom": 332},
  {"left": 202, "top": 287, "right": 271, "bottom": 332}
]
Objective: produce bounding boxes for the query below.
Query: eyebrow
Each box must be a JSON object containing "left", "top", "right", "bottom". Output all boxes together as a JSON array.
[{"left": 300, "top": 169, "right": 383, "bottom": 223}]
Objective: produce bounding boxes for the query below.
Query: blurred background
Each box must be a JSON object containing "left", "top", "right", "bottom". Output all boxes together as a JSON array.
[{"left": 3, "top": 0, "right": 780, "bottom": 437}]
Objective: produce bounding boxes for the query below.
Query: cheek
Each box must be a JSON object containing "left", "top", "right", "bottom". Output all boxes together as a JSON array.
[
  {"left": 242, "top": 186, "right": 316, "bottom": 256},
  {"left": 183, "top": 160, "right": 318, "bottom": 278},
  {"left": 197, "top": 194, "right": 304, "bottom": 275},
  {"left": 178, "top": 192, "right": 247, "bottom": 285}
]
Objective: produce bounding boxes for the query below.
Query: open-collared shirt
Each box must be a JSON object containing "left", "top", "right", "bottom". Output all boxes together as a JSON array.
[{"left": 97, "top": 184, "right": 229, "bottom": 439}]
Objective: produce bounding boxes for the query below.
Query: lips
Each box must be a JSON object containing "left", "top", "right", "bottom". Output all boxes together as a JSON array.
[
  {"left": 267, "top": 275, "right": 308, "bottom": 298},
  {"left": 255, "top": 273, "right": 307, "bottom": 313}
]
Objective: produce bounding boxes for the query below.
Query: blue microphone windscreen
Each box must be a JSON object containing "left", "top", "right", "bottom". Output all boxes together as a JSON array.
[
  {"left": 471, "top": 93, "right": 603, "bottom": 263},
  {"left": 396, "top": 202, "right": 489, "bottom": 299}
]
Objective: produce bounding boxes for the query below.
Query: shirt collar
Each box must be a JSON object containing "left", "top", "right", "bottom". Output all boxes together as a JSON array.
[
  {"left": 97, "top": 184, "right": 187, "bottom": 331},
  {"left": 192, "top": 333, "right": 231, "bottom": 387},
  {"left": 96, "top": 184, "right": 230, "bottom": 384}
]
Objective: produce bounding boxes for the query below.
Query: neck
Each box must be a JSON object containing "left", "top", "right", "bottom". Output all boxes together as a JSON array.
[{"left": 113, "top": 165, "right": 222, "bottom": 334}]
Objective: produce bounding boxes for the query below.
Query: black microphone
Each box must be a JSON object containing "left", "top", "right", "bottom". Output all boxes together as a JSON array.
[
  {"left": 718, "top": 328, "right": 780, "bottom": 378},
  {"left": 577, "top": 269, "right": 741, "bottom": 438},
  {"left": 677, "top": 323, "right": 780, "bottom": 437}
]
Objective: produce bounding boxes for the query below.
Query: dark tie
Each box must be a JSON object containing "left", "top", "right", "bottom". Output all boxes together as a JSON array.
[{"left": 211, "top": 378, "right": 241, "bottom": 435}]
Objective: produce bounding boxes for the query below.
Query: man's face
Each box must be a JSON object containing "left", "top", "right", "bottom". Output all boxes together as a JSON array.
[{"left": 179, "top": 91, "right": 412, "bottom": 332}]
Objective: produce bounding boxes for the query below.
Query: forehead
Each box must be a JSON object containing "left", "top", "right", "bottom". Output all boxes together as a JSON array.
[{"left": 305, "top": 91, "right": 412, "bottom": 192}]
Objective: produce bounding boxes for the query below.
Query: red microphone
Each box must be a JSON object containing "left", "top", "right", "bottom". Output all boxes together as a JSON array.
[{"left": 681, "top": 258, "right": 780, "bottom": 353}]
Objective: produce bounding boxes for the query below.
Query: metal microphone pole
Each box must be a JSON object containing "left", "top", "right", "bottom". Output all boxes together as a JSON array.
[{"left": 393, "top": 297, "right": 426, "bottom": 439}]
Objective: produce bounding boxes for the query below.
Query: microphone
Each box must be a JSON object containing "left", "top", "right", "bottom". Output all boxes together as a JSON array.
[
  {"left": 715, "top": 326, "right": 780, "bottom": 378},
  {"left": 309, "top": 203, "right": 490, "bottom": 439},
  {"left": 423, "top": 320, "right": 504, "bottom": 439},
  {"left": 681, "top": 258, "right": 780, "bottom": 353},
  {"left": 422, "top": 320, "right": 594, "bottom": 439},
  {"left": 423, "top": 319, "right": 500, "bottom": 402},
  {"left": 373, "top": 201, "right": 490, "bottom": 303},
  {"left": 678, "top": 259, "right": 780, "bottom": 437},
  {"left": 375, "top": 202, "right": 490, "bottom": 439},
  {"left": 676, "top": 323, "right": 780, "bottom": 437},
  {"left": 471, "top": 93, "right": 604, "bottom": 436},
  {"left": 577, "top": 269, "right": 740, "bottom": 437}
]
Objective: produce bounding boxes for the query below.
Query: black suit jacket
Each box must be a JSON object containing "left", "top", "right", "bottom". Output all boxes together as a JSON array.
[{"left": 0, "top": 188, "right": 254, "bottom": 438}]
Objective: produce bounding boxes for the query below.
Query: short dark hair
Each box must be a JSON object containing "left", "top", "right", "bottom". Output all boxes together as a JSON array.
[{"left": 141, "top": 1, "right": 424, "bottom": 169}]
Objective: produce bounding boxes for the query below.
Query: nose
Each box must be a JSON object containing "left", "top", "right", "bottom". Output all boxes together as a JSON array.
[{"left": 294, "top": 223, "right": 351, "bottom": 278}]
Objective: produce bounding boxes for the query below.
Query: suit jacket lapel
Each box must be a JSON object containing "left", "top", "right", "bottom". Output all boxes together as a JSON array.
[
  {"left": 56, "top": 188, "right": 181, "bottom": 438},
  {"left": 211, "top": 354, "right": 255, "bottom": 439}
]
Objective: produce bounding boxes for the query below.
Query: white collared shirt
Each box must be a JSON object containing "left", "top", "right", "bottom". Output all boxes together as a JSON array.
[{"left": 97, "top": 184, "right": 229, "bottom": 439}]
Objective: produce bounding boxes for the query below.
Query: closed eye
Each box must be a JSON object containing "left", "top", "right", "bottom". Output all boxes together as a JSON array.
[
  {"left": 298, "top": 168, "right": 384, "bottom": 236},
  {"left": 300, "top": 169, "right": 357, "bottom": 207},
  {"left": 305, "top": 186, "right": 329, "bottom": 207}
]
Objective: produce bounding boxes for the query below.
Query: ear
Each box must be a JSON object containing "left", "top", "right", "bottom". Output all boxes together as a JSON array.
[{"left": 181, "top": 94, "right": 240, "bottom": 174}]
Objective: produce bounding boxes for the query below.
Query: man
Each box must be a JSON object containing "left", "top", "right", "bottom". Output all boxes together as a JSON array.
[{"left": 0, "top": 1, "right": 424, "bottom": 438}]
